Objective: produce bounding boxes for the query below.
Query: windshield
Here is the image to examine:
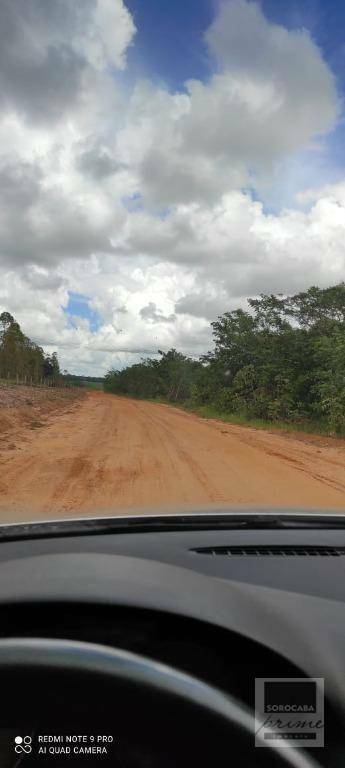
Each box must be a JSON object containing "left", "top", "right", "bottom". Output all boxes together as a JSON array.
[{"left": 0, "top": 0, "right": 344, "bottom": 524}]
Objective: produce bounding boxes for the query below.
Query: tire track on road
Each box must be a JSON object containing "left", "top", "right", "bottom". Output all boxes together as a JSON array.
[{"left": 0, "top": 392, "right": 344, "bottom": 522}]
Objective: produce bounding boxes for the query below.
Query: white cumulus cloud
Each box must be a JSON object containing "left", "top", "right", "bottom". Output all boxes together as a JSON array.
[{"left": 0, "top": 0, "right": 343, "bottom": 374}]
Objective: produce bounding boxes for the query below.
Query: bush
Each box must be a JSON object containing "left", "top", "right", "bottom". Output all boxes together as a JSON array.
[
  {"left": 216, "top": 387, "right": 235, "bottom": 412},
  {"left": 320, "top": 393, "right": 345, "bottom": 435}
]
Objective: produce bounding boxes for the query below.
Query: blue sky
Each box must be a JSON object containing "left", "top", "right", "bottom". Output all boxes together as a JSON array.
[
  {"left": 64, "top": 293, "right": 101, "bottom": 333},
  {"left": 125, "top": 0, "right": 214, "bottom": 90},
  {"left": 122, "top": 0, "right": 345, "bottom": 211},
  {"left": 125, "top": 0, "right": 345, "bottom": 91},
  {"left": 61, "top": 0, "right": 345, "bottom": 356},
  {"left": 121, "top": 0, "right": 345, "bottom": 218},
  {"left": 1, "top": 0, "right": 345, "bottom": 375},
  {"left": 261, "top": 0, "right": 345, "bottom": 181}
]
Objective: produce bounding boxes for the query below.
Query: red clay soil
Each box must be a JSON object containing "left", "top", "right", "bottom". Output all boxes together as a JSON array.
[{"left": 0, "top": 390, "right": 344, "bottom": 522}]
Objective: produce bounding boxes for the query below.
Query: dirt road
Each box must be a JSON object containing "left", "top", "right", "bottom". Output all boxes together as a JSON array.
[{"left": 0, "top": 391, "right": 344, "bottom": 521}]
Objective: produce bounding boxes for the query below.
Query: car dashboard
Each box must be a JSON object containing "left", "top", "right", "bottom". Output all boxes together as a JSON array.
[{"left": 1, "top": 513, "right": 345, "bottom": 766}]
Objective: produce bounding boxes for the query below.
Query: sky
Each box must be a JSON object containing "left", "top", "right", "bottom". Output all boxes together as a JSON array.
[{"left": 0, "top": 0, "right": 344, "bottom": 375}]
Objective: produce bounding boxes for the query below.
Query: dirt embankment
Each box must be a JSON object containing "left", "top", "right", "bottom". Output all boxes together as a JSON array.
[
  {"left": 0, "top": 384, "right": 83, "bottom": 452},
  {"left": 0, "top": 390, "right": 344, "bottom": 522}
]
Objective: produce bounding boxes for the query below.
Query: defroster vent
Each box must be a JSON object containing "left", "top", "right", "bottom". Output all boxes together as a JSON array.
[{"left": 190, "top": 545, "right": 345, "bottom": 557}]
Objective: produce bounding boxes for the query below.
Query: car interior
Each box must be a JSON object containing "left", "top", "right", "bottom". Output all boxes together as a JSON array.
[
  {"left": 1, "top": 511, "right": 345, "bottom": 767},
  {"left": 1, "top": 0, "right": 345, "bottom": 765}
]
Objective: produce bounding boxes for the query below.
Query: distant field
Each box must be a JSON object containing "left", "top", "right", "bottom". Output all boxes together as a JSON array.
[
  {"left": 80, "top": 381, "right": 103, "bottom": 390},
  {"left": 63, "top": 378, "right": 104, "bottom": 391}
]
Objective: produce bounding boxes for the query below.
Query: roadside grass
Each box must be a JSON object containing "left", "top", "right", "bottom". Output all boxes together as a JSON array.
[
  {"left": 182, "top": 403, "right": 338, "bottom": 437},
  {"left": 66, "top": 381, "right": 104, "bottom": 391},
  {"left": 82, "top": 381, "right": 103, "bottom": 390},
  {"left": 109, "top": 392, "right": 343, "bottom": 439},
  {"left": 103, "top": 388, "right": 345, "bottom": 439}
]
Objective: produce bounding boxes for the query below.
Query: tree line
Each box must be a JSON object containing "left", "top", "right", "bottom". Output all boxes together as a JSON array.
[
  {"left": 0, "top": 311, "right": 61, "bottom": 385},
  {"left": 61, "top": 374, "right": 104, "bottom": 389},
  {"left": 104, "top": 284, "right": 345, "bottom": 434}
]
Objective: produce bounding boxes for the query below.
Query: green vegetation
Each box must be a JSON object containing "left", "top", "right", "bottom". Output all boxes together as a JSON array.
[
  {"left": 105, "top": 349, "right": 201, "bottom": 401},
  {"left": 104, "top": 283, "right": 345, "bottom": 436},
  {"left": 0, "top": 313, "right": 105, "bottom": 390},
  {"left": 61, "top": 374, "right": 104, "bottom": 390},
  {"left": 0, "top": 312, "right": 61, "bottom": 385}
]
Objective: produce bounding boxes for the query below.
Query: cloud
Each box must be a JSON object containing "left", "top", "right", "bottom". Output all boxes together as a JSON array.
[
  {"left": 0, "top": 155, "right": 125, "bottom": 266},
  {"left": 2, "top": 171, "right": 345, "bottom": 375},
  {"left": 118, "top": 0, "right": 338, "bottom": 207},
  {"left": 87, "top": 0, "right": 136, "bottom": 70},
  {"left": 117, "top": 181, "right": 345, "bottom": 316},
  {"left": 0, "top": 0, "right": 135, "bottom": 125},
  {"left": 139, "top": 302, "right": 176, "bottom": 324},
  {"left": 175, "top": 294, "right": 230, "bottom": 320},
  {"left": 23, "top": 266, "right": 66, "bottom": 291},
  {"left": 76, "top": 141, "right": 125, "bottom": 179},
  {"left": 0, "top": 0, "right": 343, "bottom": 374},
  {"left": 204, "top": 0, "right": 338, "bottom": 155},
  {"left": 0, "top": 0, "right": 136, "bottom": 269},
  {"left": 113, "top": 191, "right": 267, "bottom": 267}
]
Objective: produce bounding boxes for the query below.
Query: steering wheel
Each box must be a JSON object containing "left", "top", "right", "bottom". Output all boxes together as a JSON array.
[{"left": 0, "top": 638, "right": 321, "bottom": 768}]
